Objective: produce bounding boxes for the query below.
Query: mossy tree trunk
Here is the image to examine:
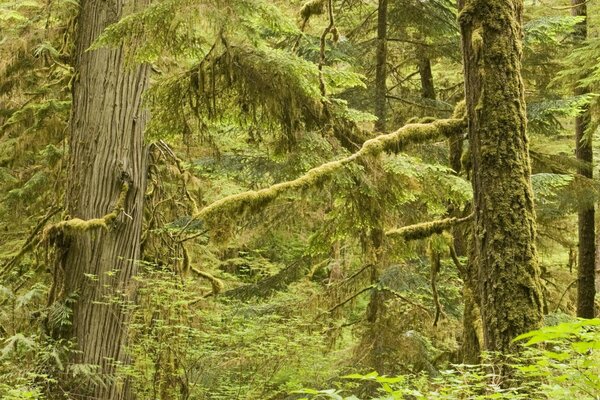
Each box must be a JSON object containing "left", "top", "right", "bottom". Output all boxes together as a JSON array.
[
  {"left": 448, "top": 104, "right": 480, "bottom": 363},
  {"left": 374, "top": 0, "right": 388, "bottom": 132},
  {"left": 58, "top": 0, "right": 149, "bottom": 397},
  {"left": 571, "top": 0, "right": 596, "bottom": 319},
  {"left": 459, "top": 0, "right": 543, "bottom": 353}
]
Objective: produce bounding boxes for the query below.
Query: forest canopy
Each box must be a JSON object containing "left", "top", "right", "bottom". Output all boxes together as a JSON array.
[{"left": 0, "top": 0, "right": 599, "bottom": 399}]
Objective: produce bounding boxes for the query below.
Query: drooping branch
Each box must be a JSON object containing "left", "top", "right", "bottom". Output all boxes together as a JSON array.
[
  {"left": 324, "top": 284, "right": 375, "bottom": 315},
  {"left": 183, "top": 115, "right": 466, "bottom": 234},
  {"left": 385, "top": 214, "right": 473, "bottom": 241},
  {"left": 182, "top": 245, "right": 224, "bottom": 295},
  {"left": 223, "top": 258, "right": 311, "bottom": 300}
]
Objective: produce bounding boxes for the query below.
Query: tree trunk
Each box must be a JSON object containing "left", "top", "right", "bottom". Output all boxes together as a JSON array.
[
  {"left": 459, "top": 0, "right": 543, "bottom": 353},
  {"left": 417, "top": 49, "right": 436, "bottom": 101},
  {"left": 571, "top": 0, "right": 596, "bottom": 319},
  {"left": 59, "top": 0, "right": 149, "bottom": 397},
  {"left": 374, "top": 0, "right": 388, "bottom": 132}
]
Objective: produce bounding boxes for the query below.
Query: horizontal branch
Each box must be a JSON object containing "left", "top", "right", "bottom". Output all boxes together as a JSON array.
[
  {"left": 43, "top": 182, "right": 130, "bottom": 242},
  {"left": 385, "top": 214, "right": 473, "bottom": 241},
  {"left": 185, "top": 115, "right": 466, "bottom": 232}
]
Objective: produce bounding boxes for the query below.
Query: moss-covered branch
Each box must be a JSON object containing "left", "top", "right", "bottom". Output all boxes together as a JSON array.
[
  {"left": 385, "top": 214, "right": 473, "bottom": 241},
  {"left": 181, "top": 245, "right": 224, "bottom": 295},
  {"left": 186, "top": 116, "right": 465, "bottom": 231},
  {"left": 43, "top": 182, "right": 130, "bottom": 242}
]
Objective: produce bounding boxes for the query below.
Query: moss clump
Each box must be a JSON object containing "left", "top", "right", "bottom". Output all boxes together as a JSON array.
[
  {"left": 43, "top": 182, "right": 130, "bottom": 243},
  {"left": 300, "top": 0, "right": 325, "bottom": 21}
]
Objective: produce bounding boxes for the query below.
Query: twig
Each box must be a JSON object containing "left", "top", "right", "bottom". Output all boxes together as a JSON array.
[
  {"left": 554, "top": 279, "right": 578, "bottom": 313},
  {"left": 325, "top": 285, "right": 374, "bottom": 314}
]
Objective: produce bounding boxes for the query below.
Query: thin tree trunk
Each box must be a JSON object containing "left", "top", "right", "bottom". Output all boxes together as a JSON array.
[
  {"left": 374, "top": 0, "right": 388, "bottom": 132},
  {"left": 459, "top": 0, "right": 543, "bottom": 353},
  {"left": 571, "top": 0, "right": 596, "bottom": 318},
  {"left": 417, "top": 49, "right": 436, "bottom": 101},
  {"left": 58, "top": 0, "right": 149, "bottom": 397}
]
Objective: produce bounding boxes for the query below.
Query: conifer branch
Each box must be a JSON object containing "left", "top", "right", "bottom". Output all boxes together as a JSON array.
[
  {"left": 385, "top": 214, "right": 473, "bottom": 241},
  {"left": 184, "top": 116, "right": 466, "bottom": 234}
]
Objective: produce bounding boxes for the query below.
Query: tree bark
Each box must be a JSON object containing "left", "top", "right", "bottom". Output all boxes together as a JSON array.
[
  {"left": 417, "top": 49, "right": 436, "bottom": 101},
  {"left": 374, "top": 0, "right": 388, "bottom": 132},
  {"left": 459, "top": 0, "right": 543, "bottom": 353},
  {"left": 57, "top": 0, "right": 149, "bottom": 397},
  {"left": 571, "top": 0, "right": 596, "bottom": 319}
]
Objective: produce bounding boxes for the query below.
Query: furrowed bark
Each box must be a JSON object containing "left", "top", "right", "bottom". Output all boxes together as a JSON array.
[{"left": 54, "top": 0, "right": 150, "bottom": 396}]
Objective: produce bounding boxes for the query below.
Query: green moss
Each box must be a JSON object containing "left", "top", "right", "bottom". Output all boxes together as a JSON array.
[
  {"left": 43, "top": 182, "right": 130, "bottom": 242},
  {"left": 385, "top": 214, "right": 473, "bottom": 241},
  {"left": 190, "top": 113, "right": 466, "bottom": 230},
  {"left": 461, "top": 0, "right": 543, "bottom": 354},
  {"left": 471, "top": 27, "right": 483, "bottom": 54},
  {"left": 300, "top": 0, "right": 325, "bottom": 21}
]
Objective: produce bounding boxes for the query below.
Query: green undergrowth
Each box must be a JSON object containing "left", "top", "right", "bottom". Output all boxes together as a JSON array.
[{"left": 295, "top": 318, "right": 600, "bottom": 400}]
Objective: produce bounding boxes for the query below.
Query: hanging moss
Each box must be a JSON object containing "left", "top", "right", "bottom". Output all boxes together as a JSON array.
[{"left": 385, "top": 214, "right": 473, "bottom": 241}]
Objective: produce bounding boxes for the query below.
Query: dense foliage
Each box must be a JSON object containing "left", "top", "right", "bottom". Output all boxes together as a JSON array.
[{"left": 0, "top": 0, "right": 599, "bottom": 399}]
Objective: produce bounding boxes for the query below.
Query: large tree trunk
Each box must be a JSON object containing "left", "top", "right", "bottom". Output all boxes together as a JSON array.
[
  {"left": 571, "top": 0, "right": 596, "bottom": 319},
  {"left": 459, "top": 0, "right": 543, "bottom": 353},
  {"left": 59, "top": 0, "right": 149, "bottom": 397},
  {"left": 374, "top": 0, "right": 388, "bottom": 132}
]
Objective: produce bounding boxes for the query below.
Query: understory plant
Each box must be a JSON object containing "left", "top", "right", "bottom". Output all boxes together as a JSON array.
[{"left": 294, "top": 318, "right": 600, "bottom": 399}]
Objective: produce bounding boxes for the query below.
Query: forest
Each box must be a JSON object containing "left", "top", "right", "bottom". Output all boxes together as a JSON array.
[{"left": 1, "top": 0, "right": 600, "bottom": 398}]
